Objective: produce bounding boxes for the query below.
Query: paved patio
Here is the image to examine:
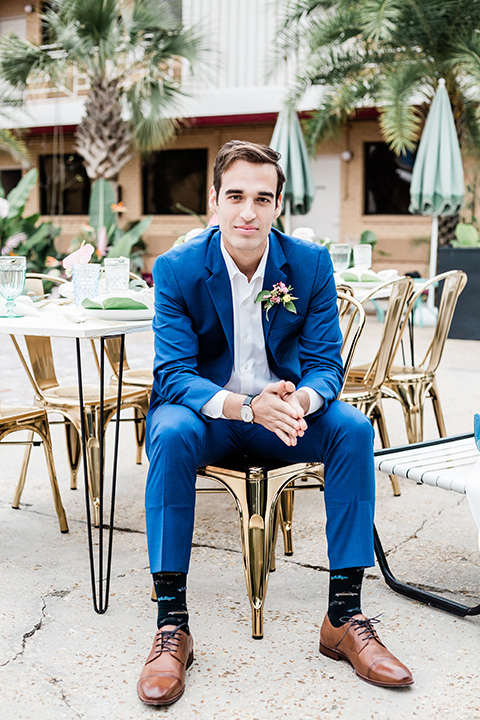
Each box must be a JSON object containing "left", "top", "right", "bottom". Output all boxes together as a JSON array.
[{"left": 0, "top": 319, "right": 479, "bottom": 720}]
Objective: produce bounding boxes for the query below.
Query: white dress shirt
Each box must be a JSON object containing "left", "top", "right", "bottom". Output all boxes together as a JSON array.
[{"left": 201, "top": 237, "right": 323, "bottom": 418}]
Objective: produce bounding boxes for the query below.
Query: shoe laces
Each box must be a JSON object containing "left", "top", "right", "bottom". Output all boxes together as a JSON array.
[
  {"left": 339, "top": 614, "right": 384, "bottom": 646},
  {"left": 154, "top": 624, "right": 187, "bottom": 656}
]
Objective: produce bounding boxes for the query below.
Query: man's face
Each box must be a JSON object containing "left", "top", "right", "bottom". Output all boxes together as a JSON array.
[{"left": 209, "top": 160, "right": 282, "bottom": 258}]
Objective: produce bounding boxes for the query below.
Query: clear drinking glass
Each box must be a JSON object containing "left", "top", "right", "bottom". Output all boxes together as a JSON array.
[
  {"left": 0, "top": 255, "right": 26, "bottom": 317},
  {"left": 329, "top": 243, "right": 351, "bottom": 273},
  {"left": 72, "top": 263, "right": 101, "bottom": 306},
  {"left": 353, "top": 244, "right": 372, "bottom": 270},
  {"left": 104, "top": 257, "right": 130, "bottom": 294}
]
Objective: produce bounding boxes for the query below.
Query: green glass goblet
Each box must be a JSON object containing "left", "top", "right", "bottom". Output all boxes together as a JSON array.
[{"left": 0, "top": 256, "right": 26, "bottom": 318}]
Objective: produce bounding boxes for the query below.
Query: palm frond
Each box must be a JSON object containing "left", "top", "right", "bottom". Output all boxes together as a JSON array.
[
  {"left": 0, "top": 34, "right": 56, "bottom": 89},
  {"left": 127, "top": 77, "right": 183, "bottom": 152},
  {"left": 0, "top": 129, "right": 30, "bottom": 167},
  {"left": 449, "top": 34, "right": 480, "bottom": 82},
  {"left": 128, "top": 0, "right": 177, "bottom": 36},
  {"left": 357, "top": 0, "right": 405, "bottom": 42},
  {"left": 302, "top": 83, "right": 370, "bottom": 153},
  {"left": 378, "top": 64, "right": 429, "bottom": 153}
]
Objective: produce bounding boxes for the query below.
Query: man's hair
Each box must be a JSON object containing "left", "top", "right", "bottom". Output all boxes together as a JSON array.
[{"left": 213, "top": 140, "right": 286, "bottom": 202}]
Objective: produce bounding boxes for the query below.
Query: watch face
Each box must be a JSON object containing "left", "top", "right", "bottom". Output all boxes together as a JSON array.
[{"left": 241, "top": 404, "right": 254, "bottom": 423}]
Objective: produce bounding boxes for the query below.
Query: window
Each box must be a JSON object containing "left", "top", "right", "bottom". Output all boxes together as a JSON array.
[
  {"left": 39, "top": 154, "right": 91, "bottom": 215},
  {"left": 364, "top": 142, "right": 415, "bottom": 215},
  {"left": 0, "top": 168, "right": 22, "bottom": 197},
  {"left": 0, "top": 16, "right": 26, "bottom": 40},
  {"left": 142, "top": 149, "right": 208, "bottom": 215}
]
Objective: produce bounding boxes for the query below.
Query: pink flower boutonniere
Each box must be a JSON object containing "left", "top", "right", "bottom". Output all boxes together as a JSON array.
[{"left": 255, "top": 281, "right": 298, "bottom": 321}]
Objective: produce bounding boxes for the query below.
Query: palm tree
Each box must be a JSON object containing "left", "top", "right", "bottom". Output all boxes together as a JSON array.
[
  {"left": 0, "top": 0, "right": 205, "bottom": 185},
  {"left": 276, "top": 0, "right": 480, "bottom": 158},
  {"left": 0, "top": 88, "right": 30, "bottom": 167}
]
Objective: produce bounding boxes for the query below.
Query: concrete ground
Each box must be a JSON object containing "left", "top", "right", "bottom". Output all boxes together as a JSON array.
[{"left": 0, "top": 318, "right": 479, "bottom": 720}]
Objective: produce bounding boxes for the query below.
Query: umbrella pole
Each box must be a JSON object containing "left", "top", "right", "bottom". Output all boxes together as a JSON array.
[
  {"left": 427, "top": 215, "right": 439, "bottom": 310},
  {"left": 285, "top": 199, "right": 291, "bottom": 235}
]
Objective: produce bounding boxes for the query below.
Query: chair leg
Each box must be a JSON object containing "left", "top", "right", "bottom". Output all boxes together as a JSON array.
[
  {"left": 270, "top": 505, "right": 279, "bottom": 572},
  {"left": 38, "top": 417, "right": 69, "bottom": 533},
  {"left": 390, "top": 380, "right": 426, "bottom": 445},
  {"left": 64, "top": 420, "right": 81, "bottom": 490},
  {"left": 429, "top": 379, "right": 447, "bottom": 438},
  {"left": 134, "top": 407, "right": 146, "bottom": 465},
  {"left": 278, "top": 482, "right": 295, "bottom": 555},
  {"left": 12, "top": 430, "right": 34, "bottom": 508},
  {"left": 371, "top": 402, "right": 401, "bottom": 497},
  {"left": 214, "top": 466, "right": 286, "bottom": 638}
]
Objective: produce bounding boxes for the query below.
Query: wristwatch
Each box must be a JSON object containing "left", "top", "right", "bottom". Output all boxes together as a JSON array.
[{"left": 240, "top": 394, "right": 257, "bottom": 423}]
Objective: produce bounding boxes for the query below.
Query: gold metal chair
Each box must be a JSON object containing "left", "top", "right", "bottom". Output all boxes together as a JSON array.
[
  {"left": 11, "top": 334, "right": 149, "bottom": 527},
  {"left": 11, "top": 274, "right": 150, "bottom": 526},
  {"left": 103, "top": 336, "right": 153, "bottom": 390},
  {"left": 341, "top": 276, "right": 415, "bottom": 496},
  {"left": 382, "top": 270, "right": 467, "bottom": 444},
  {"left": 0, "top": 403, "right": 68, "bottom": 533},
  {"left": 192, "top": 290, "right": 366, "bottom": 638}
]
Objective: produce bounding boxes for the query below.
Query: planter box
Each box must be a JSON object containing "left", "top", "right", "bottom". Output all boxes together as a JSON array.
[{"left": 437, "top": 246, "right": 480, "bottom": 340}]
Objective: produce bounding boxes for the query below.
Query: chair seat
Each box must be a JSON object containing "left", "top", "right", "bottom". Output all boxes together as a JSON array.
[
  {"left": 112, "top": 368, "right": 153, "bottom": 387},
  {"left": 41, "top": 383, "right": 148, "bottom": 407},
  {"left": 386, "top": 365, "right": 434, "bottom": 383},
  {"left": 0, "top": 405, "right": 47, "bottom": 422},
  {"left": 342, "top": 382, "right": 379, "bottom": 403}
]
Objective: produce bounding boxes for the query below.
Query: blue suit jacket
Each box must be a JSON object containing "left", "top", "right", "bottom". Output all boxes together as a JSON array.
[{"left": 150, "top": 227, "right": 344, "bottom": 416}]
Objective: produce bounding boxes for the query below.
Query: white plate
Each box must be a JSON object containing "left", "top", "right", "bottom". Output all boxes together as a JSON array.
[{"left": 83, "top": 308, "right": 154, "bottom": 321}]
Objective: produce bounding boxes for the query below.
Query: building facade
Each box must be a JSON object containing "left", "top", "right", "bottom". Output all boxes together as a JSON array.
[{"left": 0, "top": 0, "right": 437, "bottom": 275}]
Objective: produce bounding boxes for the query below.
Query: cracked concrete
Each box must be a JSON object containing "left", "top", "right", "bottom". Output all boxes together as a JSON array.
[{"left": 1, "top": 321, "right": 479, "bottom": 719}]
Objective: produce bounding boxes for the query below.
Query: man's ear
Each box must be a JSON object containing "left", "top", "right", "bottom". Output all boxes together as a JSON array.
[
  {"left": 208, "top": 186, "right": 217, "bottom": 213},
  {"left": 274, "top": 193, "right": 282, "bottom": 220}
]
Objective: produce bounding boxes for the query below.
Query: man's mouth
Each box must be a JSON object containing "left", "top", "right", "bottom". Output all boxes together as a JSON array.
[{"left": 236, "top": 225, "right": 257, "bottom": 232}]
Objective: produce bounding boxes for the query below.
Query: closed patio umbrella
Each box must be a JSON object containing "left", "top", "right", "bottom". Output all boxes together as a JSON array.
[
  {"left": 270, "top": 108, "right": 315, "bottom": 234},
  {"left": 409, "top": 78, "right": 464, "bottom": 297}
]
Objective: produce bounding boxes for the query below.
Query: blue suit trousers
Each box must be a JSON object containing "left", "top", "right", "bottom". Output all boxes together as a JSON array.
[{"left": 145, "top": 400, "right": 376, "bottom": 574}]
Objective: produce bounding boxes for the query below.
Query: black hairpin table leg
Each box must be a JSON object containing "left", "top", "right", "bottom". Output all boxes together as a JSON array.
[{"left": 76, "top": 334, "right": 125, "bottom": 614}]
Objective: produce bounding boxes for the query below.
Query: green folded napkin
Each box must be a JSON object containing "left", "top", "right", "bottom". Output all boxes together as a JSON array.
[{"left": 82, "top": 297, "right": 149, "bottom": 310}]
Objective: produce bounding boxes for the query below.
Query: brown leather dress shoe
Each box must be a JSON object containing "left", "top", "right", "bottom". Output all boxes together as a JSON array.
[
  {"left": 320, "top": 614, "right": 413, "bottom": 688},
  {"left": 137, "top": 625, "right": 194, "bottom": 706}
]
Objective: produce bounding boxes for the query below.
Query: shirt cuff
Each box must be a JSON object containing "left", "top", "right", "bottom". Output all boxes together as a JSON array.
[
  {"left": 201, "top": 390, "right": 231, "bottom": 419},
  {"left": 302, "top": 386, "right": 324, "bottom": 416}
]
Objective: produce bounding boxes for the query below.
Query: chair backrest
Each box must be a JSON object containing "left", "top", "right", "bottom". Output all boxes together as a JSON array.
[
  {"left": 336, "top": 289, "right": 366, "bottom": 392},
  {"left": 358, "top": 276, "right": 414, "bottom": 391},
  {"left": 103, "top": 337, "right": 130, "bottom": 377},
  {"left": 394, "top": 270, "right": 467, "bottom": 373},
  {"left": 24, "top": 273, "right": 67, "bottom": 298},
  {"left": 10, "top": 274, "right": 68, "bottom": 397}
]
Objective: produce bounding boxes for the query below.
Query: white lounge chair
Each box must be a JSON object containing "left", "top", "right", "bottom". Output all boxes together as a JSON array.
[{"left": 373, "top": 428, "right": 480, "bottom": 617}]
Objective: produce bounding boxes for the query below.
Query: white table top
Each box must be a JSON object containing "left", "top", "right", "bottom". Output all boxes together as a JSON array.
[{"left": 0, "top": 305, "right": 152, "bottom": 339}]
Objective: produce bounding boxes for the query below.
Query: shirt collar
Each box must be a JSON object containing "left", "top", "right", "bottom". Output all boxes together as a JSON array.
[{"left": 220, "top": 235, "right": 270, "bottom": 284}]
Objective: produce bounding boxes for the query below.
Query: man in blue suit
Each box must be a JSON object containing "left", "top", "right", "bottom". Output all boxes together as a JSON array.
[{"left": 137, "top": 141, "right": 413, "bottom": 705}]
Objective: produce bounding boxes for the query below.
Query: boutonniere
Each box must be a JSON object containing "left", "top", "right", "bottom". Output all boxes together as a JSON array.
[{"left": 255, "top": 281, "right": 298, "bottom": 321}]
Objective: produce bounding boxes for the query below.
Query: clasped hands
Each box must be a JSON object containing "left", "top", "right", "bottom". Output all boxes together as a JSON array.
[{"left": 224, "top": 380, "right": 309, "bottom": 447}]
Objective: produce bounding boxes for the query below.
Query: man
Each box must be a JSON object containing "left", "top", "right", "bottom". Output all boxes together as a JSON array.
[{"left": 137, "top": 141, "right": 413, "bottom": 706}]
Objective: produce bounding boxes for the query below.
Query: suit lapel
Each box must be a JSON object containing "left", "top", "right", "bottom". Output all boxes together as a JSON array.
[
  {"left": 205, "top": 231, "right": 234, "bottom": 360},
  {"left": 262, "top": 232, "right": 288, "bottom": 343}
]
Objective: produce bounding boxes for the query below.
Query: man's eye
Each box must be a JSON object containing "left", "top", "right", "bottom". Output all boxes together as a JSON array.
[{"left": 257, "top": 197, "right": 270, "bottom": 203}]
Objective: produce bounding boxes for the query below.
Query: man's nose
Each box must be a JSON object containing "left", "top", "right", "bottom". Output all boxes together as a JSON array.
[{"left": 239, "top": 201, "right": 256, "bottom": 222}]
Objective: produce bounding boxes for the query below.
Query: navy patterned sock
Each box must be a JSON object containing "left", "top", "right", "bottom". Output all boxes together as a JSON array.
[
  {"left": 152, "top": 571, "right": 189, "bottom": 633},
  {"left": 328, "top": 567, "right": 364, "bottom": 628}
]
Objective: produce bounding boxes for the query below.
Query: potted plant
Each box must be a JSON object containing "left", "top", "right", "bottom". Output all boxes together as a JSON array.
[{"left": 437, "top": 223, "right": 480, "bottom": 340}]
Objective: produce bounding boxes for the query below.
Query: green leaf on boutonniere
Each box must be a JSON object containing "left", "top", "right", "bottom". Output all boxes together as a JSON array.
[
  {"left": 284, "top": 300, "right": 297, "bottom": 313},
  {"left": 255, "top": 289, "right": 272, "bottom": 303}
]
